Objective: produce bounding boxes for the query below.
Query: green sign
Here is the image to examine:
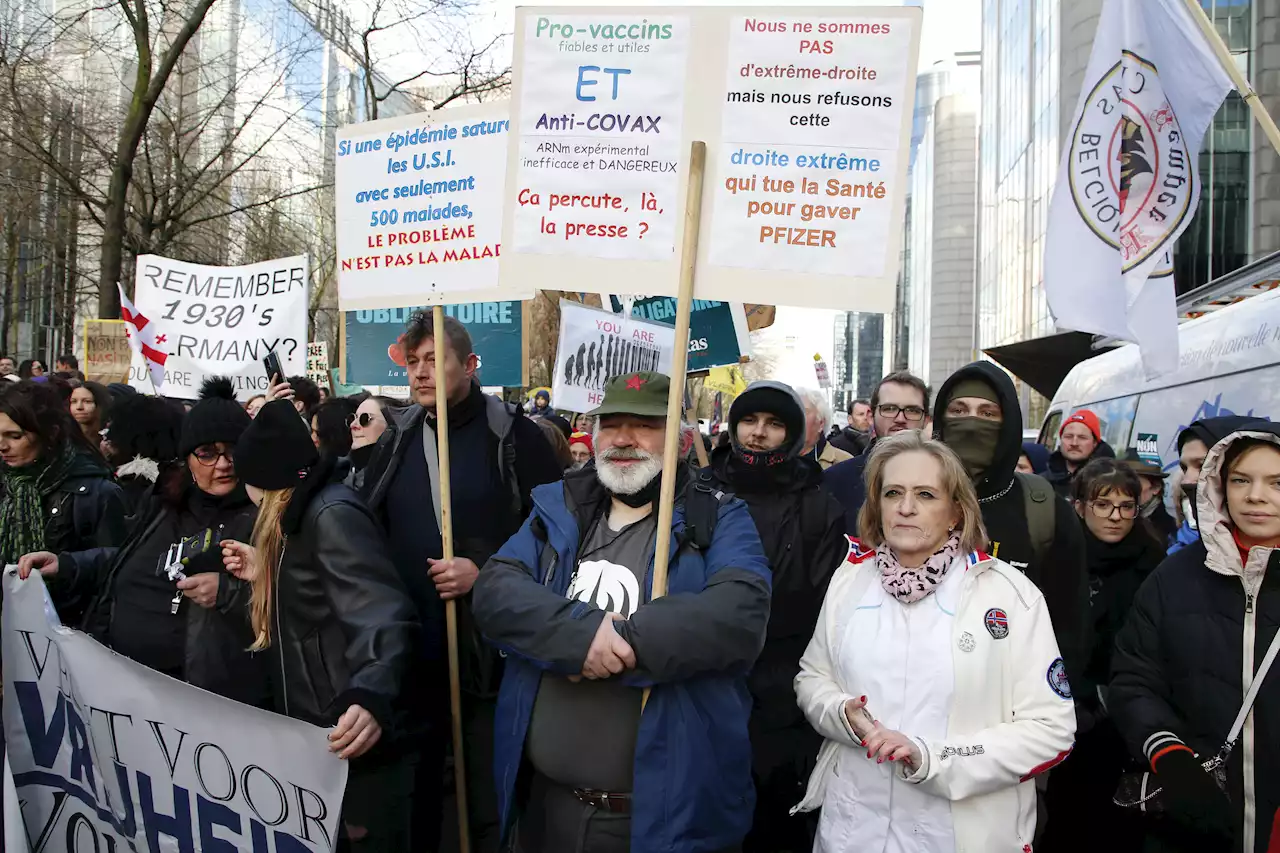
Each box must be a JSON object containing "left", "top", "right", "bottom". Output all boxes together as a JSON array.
[{"left": 610, "top": 297, "right": 743, "bottom": 371}]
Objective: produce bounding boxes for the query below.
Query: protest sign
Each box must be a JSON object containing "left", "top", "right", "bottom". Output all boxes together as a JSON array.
[
  {"left": 83, "top": 319, "right": 132, "bottom": 383},
  {"left": 704, "top": 363, "right": 747, "bottom": 397},
  {"left": 507, "top": 13, "right": 689, "bottom": 262},
  {"left": 610, "top": 295, "right": 751, "bottom": 371},
  {"left": 344, "top": 302, "right": 525, "bottom": 387},
  {"left": 3, "top": 570, "right": 346, "bottom": 852},
  {"left": 814, "top": 354, "right": 831, "bottom": 388},
  {"left": 307, "top": 342, "right": 330, "bottom": 386},
  {"left": 553, "top": 300, "right": 675, "bottom": 412},
  {"left": 337, "top": 102, "right": 526, "bottom": 309},
  {"left": 501, "top": 6, "right": 920, "bottom": 311},
  {"left": 129, "top": 254, "right": 308, "bottom": 400}
]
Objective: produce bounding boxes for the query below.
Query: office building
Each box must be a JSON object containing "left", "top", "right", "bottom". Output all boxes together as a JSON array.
[{"left": 978, "top": 0, "right": 1267, "bottom": 380}]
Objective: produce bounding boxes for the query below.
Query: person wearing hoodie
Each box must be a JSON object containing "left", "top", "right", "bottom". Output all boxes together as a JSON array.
[
  {"left": 931, "top": 362, "right": 1091, "bottom": 712},
  {"left": 1110, "top": 422, "right": 1280, "bottom": 853},
  {"left": 1046, "top": 410, "right": 1116, "bottom": 498},
  {"left": 1018, "top": 441, "right": 1051, "bottom": 475},
  {"left": 1168, "top": 415, "right": 1262, "bottom": 555},
  {"left": 1039, "top": 457, "right": 1165, "bottom": 852},
  {"left": 701, "top": 380, "right": 849, "bottom": 852},
  {"left": 16, "top": 377, "right": 270, "bottom": 707}
]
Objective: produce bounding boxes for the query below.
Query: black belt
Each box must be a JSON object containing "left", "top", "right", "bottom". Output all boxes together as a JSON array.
[{"left": 572, "top": 788, "right": 632, "bottom": 814}]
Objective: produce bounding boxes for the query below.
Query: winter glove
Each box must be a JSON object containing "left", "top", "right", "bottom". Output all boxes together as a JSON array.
[{"left": 1154, "top": 747, "right": 1235, "bottom": 841}]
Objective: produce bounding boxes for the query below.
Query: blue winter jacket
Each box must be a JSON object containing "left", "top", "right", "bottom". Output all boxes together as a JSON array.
[{"left": 471, "top": 467, "right": 773, "bottom": 853}]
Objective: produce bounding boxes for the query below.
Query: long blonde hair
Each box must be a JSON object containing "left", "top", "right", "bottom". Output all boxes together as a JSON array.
[
  {"left": 248, "top": 487, "right": 294, "bottom": 650},
  {"left": 858, "top": 431, "right": 988, "bottom": 555}
]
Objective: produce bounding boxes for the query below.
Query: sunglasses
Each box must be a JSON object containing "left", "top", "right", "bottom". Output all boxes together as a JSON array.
[{"left": 346, "top": 412, "right": 378, "bottom": 428}]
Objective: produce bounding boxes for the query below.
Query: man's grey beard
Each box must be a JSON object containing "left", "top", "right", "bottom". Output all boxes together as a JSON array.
[{"left": 595, "top": 448, "right": 663, "bottom": 495}]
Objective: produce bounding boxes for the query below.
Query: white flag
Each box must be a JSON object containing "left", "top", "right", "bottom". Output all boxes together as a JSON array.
[
  {"left": 117, "top": 283, "right": 169, "bottom": 392},
  {"left": 1043, "top": 0, "right": 1233, "bottom": 377}
]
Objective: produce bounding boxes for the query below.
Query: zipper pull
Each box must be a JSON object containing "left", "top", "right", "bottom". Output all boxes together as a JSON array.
[{"left": 1246, "top": 593, "right": 1255, "bottom": 614}]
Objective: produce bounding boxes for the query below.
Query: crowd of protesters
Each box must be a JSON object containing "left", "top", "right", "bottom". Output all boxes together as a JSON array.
[{"left": 2, "top": 322, "right": 1278, "bottom": 853}]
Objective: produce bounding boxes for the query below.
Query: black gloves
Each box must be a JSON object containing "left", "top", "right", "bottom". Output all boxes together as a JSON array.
[{"left": 1154, "top": 747, "right": 1235, "bottom": 841}]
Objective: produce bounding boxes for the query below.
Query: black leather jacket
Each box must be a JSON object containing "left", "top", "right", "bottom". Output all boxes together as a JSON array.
[{"left": 270, "top": 480, "right": 420, "bottom": 743}]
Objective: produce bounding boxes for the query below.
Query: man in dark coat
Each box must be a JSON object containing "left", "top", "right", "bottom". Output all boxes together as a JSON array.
[
  {"left": 703, "top": 380, "right": 848, "bottom": 852},
  {"left": 362, "top": 312, "right": 563, "bottom": 851},
  {"left": 932, "top": 362, "right": 1092, "bottom": 699}
]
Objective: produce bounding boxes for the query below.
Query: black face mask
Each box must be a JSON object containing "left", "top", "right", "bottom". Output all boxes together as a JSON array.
[
  {"left": 945, "top": 418, "right": 1003, "bottom": 480},
  {"left": 1181, "top": 482, "right": 1199, "bottom": 529}
]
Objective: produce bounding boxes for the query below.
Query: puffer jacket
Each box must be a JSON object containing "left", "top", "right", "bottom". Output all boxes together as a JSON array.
[
  {"left": 1110, "top": 425, "right": 1280, "bottom": 853},
  {"left": 794, "top": 543, "right": 1077, "bottom": 853},
  {"left": 269, "top": 470, "right": 420, "bottom": 759}
]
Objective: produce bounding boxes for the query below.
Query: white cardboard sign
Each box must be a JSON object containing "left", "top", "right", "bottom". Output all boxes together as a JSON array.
[
  {"left": 336, "top": 101, "right": 525, "bottom": 309},
  {"left": 553, "top": 300, "right": 675, "bottom": 413},
  {"left": 130, "top": 254, "right": 309, "bottom": 400},
  {"left": 501, "top": 6, "right": 921, "bottom": 312}
]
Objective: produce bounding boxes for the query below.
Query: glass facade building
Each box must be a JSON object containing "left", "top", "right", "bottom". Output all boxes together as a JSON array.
[{"left": 978, "top": 0, "right": 1258, "bottom": 360}]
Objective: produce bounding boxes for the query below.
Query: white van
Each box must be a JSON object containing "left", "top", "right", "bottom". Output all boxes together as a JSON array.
[{"left": 1040, "top": 286, "right": 1280, "bottom": 473}]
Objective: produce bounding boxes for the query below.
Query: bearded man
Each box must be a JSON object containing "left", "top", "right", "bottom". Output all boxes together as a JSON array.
[{"left": 472, "top": 370, "right": 772, "bottom": 853}]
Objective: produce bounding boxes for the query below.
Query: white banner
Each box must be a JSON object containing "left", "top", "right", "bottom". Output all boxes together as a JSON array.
[
  {"left": 553, "top": 300, "right": 675, "bottom": 413},
  {"left": 130, "top": 254, "right": 309, "bottom": 400},
  {"left": 336, "top": 102, "right": 524, "bottom": 309},
  {"left": 501, "top": 6, "right": 921, "bottom": 312},
  {"left": 3, "top": 570, "right": 347, "bottom": 852}
]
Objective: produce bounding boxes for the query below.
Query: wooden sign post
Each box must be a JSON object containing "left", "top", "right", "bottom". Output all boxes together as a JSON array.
[
  {"left": 433, "top": 305, "right": 470, "bottom": 853},
  {"left": 643, "top": 141, "right": 707, "bottom": 707}
]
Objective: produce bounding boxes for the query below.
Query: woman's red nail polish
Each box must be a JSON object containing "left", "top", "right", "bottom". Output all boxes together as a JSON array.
[
  {"left": 866, "top": 752, "right": 872, "bottom": 759},
  {"left": 859, "top": 695, "right": 866, "bottom": 702},
  {"left": 877, "top": 757, "right": 884, "bottom": 764}
]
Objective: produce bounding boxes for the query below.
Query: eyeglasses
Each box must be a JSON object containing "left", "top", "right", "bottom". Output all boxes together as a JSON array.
[
  {"left": 876, "top": 404, "right": 926, "bottom": 422},
  {"left": 1088, "top": 499, "right": 1138, "bottom": 519},
  {"left": 192, "top": 446, "right": 235, "bottom": 466},
  {"left": 346, "top": 412, "right": 378, "bottom": 428}
]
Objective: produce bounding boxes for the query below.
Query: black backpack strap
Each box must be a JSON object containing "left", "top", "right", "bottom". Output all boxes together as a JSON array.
[{"left": 682, "top": 471, "right": 733, "bottom": 552}]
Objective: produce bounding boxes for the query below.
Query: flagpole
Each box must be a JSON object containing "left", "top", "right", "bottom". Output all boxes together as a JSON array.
[{"left": 1181, "top": 0, "right": 1280, "bottom": 157}]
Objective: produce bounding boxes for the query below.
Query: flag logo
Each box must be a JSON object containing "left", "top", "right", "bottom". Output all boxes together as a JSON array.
[{"left": 1067, "top": 51, "right": 1195, "bottom": 273}]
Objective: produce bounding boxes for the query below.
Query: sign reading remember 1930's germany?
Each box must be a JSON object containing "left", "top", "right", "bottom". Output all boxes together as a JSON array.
[
  {"left": 130, "top": 254, "right": 309, "bottom": 400},
  {"left": 502, "top": 6, "right": 920, "bottom": 312},
  {"left": 336, "top": 101, "right": 524, "bottom": 309}
]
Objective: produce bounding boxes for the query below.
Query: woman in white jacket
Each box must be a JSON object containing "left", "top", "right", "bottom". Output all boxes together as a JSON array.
[{"left": 794, "top": 431, "right": 1076, "bottom": 853}]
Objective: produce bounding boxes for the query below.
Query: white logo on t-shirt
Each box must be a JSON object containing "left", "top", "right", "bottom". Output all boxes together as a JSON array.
[{"left": 567, "top": 560, "right": 641, "bottom": 617}]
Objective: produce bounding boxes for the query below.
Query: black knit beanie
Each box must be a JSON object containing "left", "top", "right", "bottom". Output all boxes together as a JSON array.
[
  {"left": 179, "top": 376, "right": 251, "bottom": 457},
  {"left": 234, "top": 399, "right": 318, "bottom": 490}
]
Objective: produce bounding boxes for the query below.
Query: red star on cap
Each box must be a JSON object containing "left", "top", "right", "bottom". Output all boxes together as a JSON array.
[{"left": 625, "top": 374, "right": 646, "bottom": 390}]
